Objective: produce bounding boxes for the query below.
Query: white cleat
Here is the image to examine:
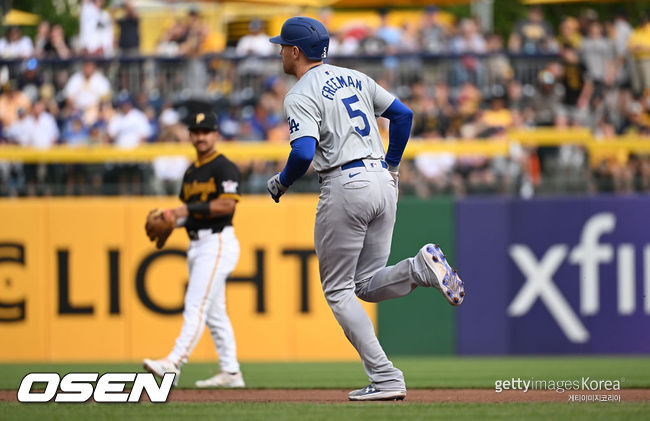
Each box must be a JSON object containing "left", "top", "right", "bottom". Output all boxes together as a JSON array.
[
  {"left": 195, "top": 371, "right": 245, "bottom": 388},
  {"left": 419, "top": 243, "right": 465, "bottom": 306},
  {"left": 143, "top": 358, "right": 180, "bottom": 386}
]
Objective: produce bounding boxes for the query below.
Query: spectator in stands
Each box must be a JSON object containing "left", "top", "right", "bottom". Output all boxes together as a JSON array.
[
  {"left": 151, "top": 114, "right": 190, "bottom": 195},
  {"left": 419, "top": 5, "right": 446, "bottom": 54},
  {"left": 400, "top": 21, "right": 420, "bottom": 53},
  {"left": 157, "top": 101, "right": 184, "bottom": 141},
  {"left": 244, "top": 93, "right": 283, "bottom": 141},
  {"left": 628, "top": 14, "right": 650, "bottom": 94},
  {"left": 530, "top": 67, "right": 562, "bottom": 128},
  {"left": 506, "top": 80, "right": 526, "bottom": 116},
  {"left": 157, "top": 18, "right": 186, "bottom": 56},
  {"left": 23, "top": 101, "right": 60, "bottom": 196},
  {"left": 407, "top": 78, "right": 438, "bottom": 138},
  {"left": 88, "top": 120, "right": 108, "bottom": 145},
  {"left": 144, "top": 105, "right": 159, "bottom": 143},
  {"left": 79, "top": 0, "right": 114, "bottom": 57},
  {"left": 61, "top": 113, "right": 89, "bottom": 146},
  {"left": 509, "top": 6, "right": 554, "bottom": 54},
  {"left": 557, "top": 43, "right": 592, "bottom": 127},
  {"left": 581, "top": 21, "right": 615, "bottom": 93},
  {"left": 375, "top": 8, "right": 402, "bottom": 51},
  {"left": 117, "top": 1, "right": 140, "bottom": 56},
  {"left": 432, "top": 82, "right": 454, "bottom": 138},
  {"left": 17, "top": 58, "right": 43, "bottom": 103},
  {"left": 451, "top": 19, "right": 487, "bottom": 53},
  {"left": 480, "top": 87, "right": 515, "bottom": 136},
  {"left": 610, "top": 12, "right": 633, "bottom": 86},
  {"left": 328, "top": 26, "right": 361, "bottom": 56},
  {"left": 236, "top": 19, "right": 275, "bottom": 56},
  {"left": 108, "top": 94, "right": 151, "bottom": 149},
  {"left": 178, "top": 8, "right": 207, "bottom": 57},
  {"left": 557, "top": 16, "right": 581, "bottom": 49},
  {"left": 43, "top": 24, "right": 72, "bottom": 59},
  {"left": 449, "top": 19, "right": 486, "bottom": 86},
  {"left": 621, "top": 96, "right": 650, "bottom": 135},
  {"left": 107, "top": 94, "right": 151, "bottom": 195},
  {"left": 63, "top": 60, "right": 111, "bottom": 113},
  {"left": 0, "top": 80, "right": 31, "bottom": 129},
  {"left": 0, "top": 26, "right": 34, "bottom": 59},
  {"left": 486, "top": 33, "right": 513, "bottom": 86},
  {"left": 24, "top": 101, "right": 59, "bottom": 149},
  {"left": 218, "top": 100, "right": 242, "bottom": 141},
  {"left": 455, "top": 82, "right": 482, "bottom": 138},
  {"left": 34, "top": 21, "right": 51, "bottom": 57},
  {"left": 61, "top": 113, "right": 96, "bottom": 195},
  {"left": 530, "top": 67, "right": 564, "bottom": 173}
]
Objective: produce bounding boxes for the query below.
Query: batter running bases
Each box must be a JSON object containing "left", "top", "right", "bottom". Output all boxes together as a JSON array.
[
  {"left": 266, "top": 17, "right": 465, "bottom": 401},
  {"left": 143, "top": 110, "right": 245, "bottom": 389}
]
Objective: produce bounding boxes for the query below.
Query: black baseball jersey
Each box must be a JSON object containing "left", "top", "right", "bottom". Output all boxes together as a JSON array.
[{"left": 179, "top": 152, "right": 241, "bottom": 235}]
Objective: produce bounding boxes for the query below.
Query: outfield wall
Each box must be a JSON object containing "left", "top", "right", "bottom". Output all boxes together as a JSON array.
[
  {"left": 1, "top": 195, "right": 648, "bottom": 362},
  {"left": 0, "top": 197, "right": 375, "bottom": 362},
  {"left": 456, "top": 196, "right": 650, "bottom": 354}
]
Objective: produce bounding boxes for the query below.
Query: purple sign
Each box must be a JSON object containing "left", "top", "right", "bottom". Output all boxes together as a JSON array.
[{"left": 456, "top": 196, "right": 650, "bottom": 354}]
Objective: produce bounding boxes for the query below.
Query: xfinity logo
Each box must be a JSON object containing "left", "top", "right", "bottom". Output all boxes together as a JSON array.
[
  {"left": 17, "top": 372, "right": 175, "bottom": 403},
  {"left": 508, "top": 213, "right": 650, "bottom": 343}
]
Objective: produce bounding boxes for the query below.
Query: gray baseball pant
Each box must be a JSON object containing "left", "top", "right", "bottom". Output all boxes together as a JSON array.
[{"left": 314, "top": 159, "right": 436, "bottom": 391}]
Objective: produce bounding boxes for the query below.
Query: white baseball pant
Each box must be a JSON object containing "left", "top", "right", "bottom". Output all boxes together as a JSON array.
[{"left": 168, "top": 226, "right": 241, "bottom": 373}]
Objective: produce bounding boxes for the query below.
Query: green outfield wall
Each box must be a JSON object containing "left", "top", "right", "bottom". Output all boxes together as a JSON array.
[{"left": 378, "top": 197, "right": 456, "bottom": 355}]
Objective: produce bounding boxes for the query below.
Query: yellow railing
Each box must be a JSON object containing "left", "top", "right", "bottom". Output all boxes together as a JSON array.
[{"left": 0, "top": 129, "right": 648, "bottom": 163}]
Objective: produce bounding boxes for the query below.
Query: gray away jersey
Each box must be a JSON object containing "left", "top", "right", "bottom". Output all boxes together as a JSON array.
[{"left": 283, "top": 63, "right": 395, "bottom": 172}]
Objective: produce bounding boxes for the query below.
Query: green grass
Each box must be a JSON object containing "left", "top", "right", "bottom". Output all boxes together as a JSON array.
[
  {"left": 2, "top": 358, "right": 648, "bottom": 420},
  {"left": 1, "top": 356, "right": 649, "bottom": 390},
  {"left": 1, "top": 402, "right": 649, "bottom": 421}
]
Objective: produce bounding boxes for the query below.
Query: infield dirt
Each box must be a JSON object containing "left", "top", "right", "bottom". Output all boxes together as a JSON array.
[{"left": 2, "top": 389, "right": 649, "bottom": 403}]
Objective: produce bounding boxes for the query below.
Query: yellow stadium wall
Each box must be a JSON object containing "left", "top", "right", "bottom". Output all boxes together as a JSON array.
[{"left": 0, "top": 196, "right": 374, "bottom": 362}]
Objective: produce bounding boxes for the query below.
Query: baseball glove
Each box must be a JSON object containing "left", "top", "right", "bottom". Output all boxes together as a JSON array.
[{"left": 145, "top": 209, "right": 176, "bottom": 249}]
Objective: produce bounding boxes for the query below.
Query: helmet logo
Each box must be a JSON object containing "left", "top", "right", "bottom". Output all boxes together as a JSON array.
[
  {"left": 196, "top": 113, "right": 205, "bottom": 124},
  {"left": 321, "top": 47, "right": 327, "bottom": 59}
]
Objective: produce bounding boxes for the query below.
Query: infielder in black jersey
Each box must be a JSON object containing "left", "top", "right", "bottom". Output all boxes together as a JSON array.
[{"left": 144, "top": 110, "right": 245, "bottom": 388}]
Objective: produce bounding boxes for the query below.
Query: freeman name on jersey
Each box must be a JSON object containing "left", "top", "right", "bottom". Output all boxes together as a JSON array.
[{"left": 322, "top": 74, "right": 363, "bottom": 100}]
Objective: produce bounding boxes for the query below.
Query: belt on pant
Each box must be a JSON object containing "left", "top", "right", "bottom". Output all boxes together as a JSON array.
[
  {"left": 340, "top": 159, "right": 388, "bottom": 171},
  {"left": 188, "top": 227, "right": 223, "bottom": 240}
]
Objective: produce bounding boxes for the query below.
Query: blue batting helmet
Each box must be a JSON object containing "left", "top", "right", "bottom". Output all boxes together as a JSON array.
[{"left": 269, "top": 17, "right": 329, "bottom": 61}]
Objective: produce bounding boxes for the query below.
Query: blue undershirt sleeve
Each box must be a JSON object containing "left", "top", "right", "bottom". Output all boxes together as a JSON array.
[
  {"left": 279, "top": 136, "right": 316, "bottom": 187},
  {"left": 381, "top": 99, "right": 413, "bottom": 168}
]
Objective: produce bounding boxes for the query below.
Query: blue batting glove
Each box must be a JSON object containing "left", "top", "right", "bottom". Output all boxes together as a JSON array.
[{"left": 267, "top": 173, "right": 288, "bottom": 203}]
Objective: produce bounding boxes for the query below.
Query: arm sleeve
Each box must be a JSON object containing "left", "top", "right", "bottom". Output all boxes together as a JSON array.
[
  {"left": 284, "top": 94, "right": 321, "bottom": 142},
  {"left": 381, "top": 98, "right": 413, "bottom": 168},
  {"left": 279, "top": 136, "right": 316, "bottom": 187}
]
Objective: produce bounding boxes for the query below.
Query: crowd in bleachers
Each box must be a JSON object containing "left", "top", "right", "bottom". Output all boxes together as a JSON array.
[{"left": 0, "top": 2, "right": 650, "bottom": 197}]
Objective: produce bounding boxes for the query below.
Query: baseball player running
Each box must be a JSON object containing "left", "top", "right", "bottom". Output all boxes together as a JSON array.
[
  {"left": 266, "top": 17, "right": 465, "bottom": 401},
  {"left": 143, "top": 109, "right": 245, "bottom": 388}
]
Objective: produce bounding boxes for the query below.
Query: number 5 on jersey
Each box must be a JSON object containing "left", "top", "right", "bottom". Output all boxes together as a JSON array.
[{"left": 342, "top": 94, "right": 370, "bottom": 136}]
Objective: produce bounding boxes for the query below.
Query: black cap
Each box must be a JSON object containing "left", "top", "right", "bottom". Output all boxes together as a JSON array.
[{"left": 188, "top": 110, "right": 218, "bottom": 131}]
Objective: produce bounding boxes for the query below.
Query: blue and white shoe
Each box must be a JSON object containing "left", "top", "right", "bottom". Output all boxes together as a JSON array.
[
  {"left": 419, "top": 244, "right": 465, "bottom": 306},
  {"left": 348, "top": 384, "right": 406, "bottom": 401}
]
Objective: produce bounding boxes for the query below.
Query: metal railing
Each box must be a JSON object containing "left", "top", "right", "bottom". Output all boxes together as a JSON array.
[{"left": 2, "top": 52, "right": 558, "bottom": 101}]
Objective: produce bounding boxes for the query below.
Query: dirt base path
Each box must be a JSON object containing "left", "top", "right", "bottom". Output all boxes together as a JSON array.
[{"left": 2, "top": 389, "right": 649, "bottom": 403}]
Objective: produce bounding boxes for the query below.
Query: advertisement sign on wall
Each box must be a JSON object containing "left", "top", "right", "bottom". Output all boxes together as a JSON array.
[
  {"left": 457, "top": 197, "right": 650, "bottom": 354},
  {"left": 0, "top": 197, "right": 376, "bottom": 362}
]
